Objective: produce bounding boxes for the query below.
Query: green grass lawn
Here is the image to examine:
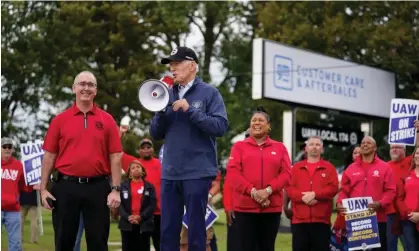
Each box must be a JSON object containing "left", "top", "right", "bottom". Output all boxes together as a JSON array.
[
  {"left": 1, "top": 209, "right": 403, "bottom": 251},
  {"left": 2, "top": 209, "right": 294, "bottom": 251}
]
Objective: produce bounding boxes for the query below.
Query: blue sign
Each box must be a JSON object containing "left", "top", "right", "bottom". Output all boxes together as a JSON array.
[
  {"left": 388, "top": 99, "right": 419, "bottom": 146},
  {"left": 158, "top": 144, "right": 164, "bottom": 164},
  {"left": 274, "top": 55, "right": 293, "bottom": 90},
  {"left": 343, "top": 197, "right": 381, "bottom": 251},
  {"left": 330, "top": 229, "right": 348, "bottom": 251},
  {"left": 182, "top": 204, "right": 219, "bottom": 230},
  {"left": 20, "top": 141, "right": 44, "bottom": 185}
]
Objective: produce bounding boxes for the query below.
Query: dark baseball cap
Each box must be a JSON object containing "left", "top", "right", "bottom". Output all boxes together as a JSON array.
[
  {"left": 139, "top": 138, "right": 153, "bottom": 147},
  {"left": 161, "top": 47, "right": 199, "bottom": 65}
]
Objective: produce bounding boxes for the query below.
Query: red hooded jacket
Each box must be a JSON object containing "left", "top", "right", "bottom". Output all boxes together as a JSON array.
[
  {"left": 396, "top": 169, "right": 419, "bottom": 231},
  {"left": 226, "top": 137, "right": 291, "bottom": 213},
  {"left": 286, "top": 159, "right": 339, "bottom": 224},
  {"left": 337, "top": 155, "right": 396, "bottom": 222},
  {"left": 1, "top": 157, "right": 32, "bottom": 211}
]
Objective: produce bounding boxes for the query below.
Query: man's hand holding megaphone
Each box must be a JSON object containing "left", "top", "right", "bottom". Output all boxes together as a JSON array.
[{"left": 172, "top": 99, "right": 189, "bottom": 112}]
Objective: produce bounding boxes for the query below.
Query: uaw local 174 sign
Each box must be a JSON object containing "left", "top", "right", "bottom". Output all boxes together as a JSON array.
[
  {"left": 388, "top": 98, "right": 419, "bottom": 146},
  {"left": 343, "top": 197, "right": 381, "bottom": 251},
  {"left": 182, "top": 204, "right": 219, "bottom": 230},
  {"left": 20, "top": 141, "right": 44, "bottom": 185}
]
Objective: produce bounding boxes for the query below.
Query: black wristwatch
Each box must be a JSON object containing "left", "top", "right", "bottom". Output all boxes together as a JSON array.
[{"left": 111, "top": 185, "right": 121, "bottom": 192}]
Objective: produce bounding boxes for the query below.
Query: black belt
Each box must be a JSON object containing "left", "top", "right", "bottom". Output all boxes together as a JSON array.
[{"left": 57, "top": 173, "right": 108, "bottom": 184}]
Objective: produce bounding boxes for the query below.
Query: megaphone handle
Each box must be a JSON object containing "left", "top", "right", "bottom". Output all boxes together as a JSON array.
[{"left": 158, "top": 103, "right": 172, "bottom": 114}]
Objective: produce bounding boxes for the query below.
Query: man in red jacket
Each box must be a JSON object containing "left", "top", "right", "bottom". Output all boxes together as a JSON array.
[
  {"left": 286, "top": 136, "right": 339, "bottom": 251},
  {"left": 1, "top": 137, "right": 35, "bottom": 251},
  {"left": 386, "top": 144, "right": 412, "bottom": 251},
  {"left": 386, "top": 121, "right": 419, "bottom": 251},
  {"left": 120, "top": 125, "right": 162, "bottom": 251},
  {"left": 337, "top": 136, "right": 396, "bottom": 251}
]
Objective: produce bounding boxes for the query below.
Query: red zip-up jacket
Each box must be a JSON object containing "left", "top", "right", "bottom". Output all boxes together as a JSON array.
[
  {"left": 223, "top": 171, "right": 233, "bottom": 212},
  {"left": 227, "top": 136, "right": 291, "bottom": 213},
  {"left": 1, "top": 157, "right": 32, "bottom": 212},
  {"left": 396, "top": 170, "right": 419, "bottom": 231},
  {"left": 286, "top": 159, "right": 339, "bottom": 224},
  {"left": 337, "top": 155, "right": 396, "bottom": 222}
]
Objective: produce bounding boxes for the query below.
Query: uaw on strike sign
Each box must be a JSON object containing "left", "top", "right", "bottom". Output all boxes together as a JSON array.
[
  {"left": 388, "top": 98, "right": 419, "bottom": 146},
  {"left": 20, "top": 141, "right": 44, "bottom": 185},
  {"left": 343, "top": 197, "right": 381, "bottom": 251},
  {"left": 182, "top": 205, "right": 219, "bottom": 230}
]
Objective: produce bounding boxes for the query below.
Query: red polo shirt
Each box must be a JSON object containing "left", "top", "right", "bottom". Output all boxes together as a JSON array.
[{"left": 43, "top": 103, "right": 122, "bottom": 177}]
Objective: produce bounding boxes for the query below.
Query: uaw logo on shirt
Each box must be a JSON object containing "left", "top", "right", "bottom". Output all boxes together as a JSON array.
[
  {"left": 95, "top": 121, "right": 104, "bottom": 130},
  {"left": 372, "top": 170, "right": 380, "bottom": 177},
  {"left": 1, "top": 169, "right": 19, "bottom": 181},
  {"left": 192, "top": 100, "right": 203, "bottom": 109}
]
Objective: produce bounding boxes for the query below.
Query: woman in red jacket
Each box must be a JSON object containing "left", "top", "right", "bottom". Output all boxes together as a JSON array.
[
  {"left": 396, "top": 146, "right": 419, "bottom": 251},
  {"left": 226, "top": 107, "right": 291, "bottom": 251}
]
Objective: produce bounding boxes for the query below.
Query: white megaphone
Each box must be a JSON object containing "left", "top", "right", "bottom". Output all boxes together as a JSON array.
[{"left": 138, "top": 76, "right": 174, "bottom": 112}]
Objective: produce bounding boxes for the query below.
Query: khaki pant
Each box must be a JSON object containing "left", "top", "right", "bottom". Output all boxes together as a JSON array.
[
  {"left": 20, "top": 205, "right": 39, "bottom": 243},
  {"left": 180, "top": 225, "right": 213, "bottom": 251}
]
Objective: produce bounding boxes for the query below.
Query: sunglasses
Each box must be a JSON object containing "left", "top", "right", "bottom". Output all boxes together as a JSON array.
[{"left": 2, "top": 145, "right": 13, "bottom": 149}]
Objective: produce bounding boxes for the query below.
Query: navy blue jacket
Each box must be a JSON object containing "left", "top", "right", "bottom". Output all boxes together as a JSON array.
[
  {"left": 150, "top": 78, "right": 228, "bottom": 180},
  {"left": 118, "top": 179, "right": 157, "bottom": 232}
]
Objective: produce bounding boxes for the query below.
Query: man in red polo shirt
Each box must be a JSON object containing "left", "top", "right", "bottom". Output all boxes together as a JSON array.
[
  {"left": 39, "top": 71, "right": 123, "bottom": 251},
  {"left": 120, "top": 125, "right": 162, "bottom": 251}
]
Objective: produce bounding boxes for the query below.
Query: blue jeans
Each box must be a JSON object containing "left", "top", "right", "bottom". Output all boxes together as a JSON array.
[
  {"left": 401, "top": 220, "right": 418, "bottom": 251},
  {"left": 1, "top": 211, "right": 22, "bottom": 251},
  {"left": 74, "top": 213, "right": 84, "bottom": 251},
  {"left": 386, "top": 214, "right": 407, "bottom": 251}
]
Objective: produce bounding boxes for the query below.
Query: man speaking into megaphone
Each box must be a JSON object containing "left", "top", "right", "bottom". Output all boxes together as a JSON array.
[{"left": 149, "top": 46, "right": 229, "bottom": 251}]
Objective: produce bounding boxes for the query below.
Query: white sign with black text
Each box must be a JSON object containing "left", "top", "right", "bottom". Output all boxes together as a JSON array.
[{"left": 252, "top": 38, "right": 396, "bottom": 118}]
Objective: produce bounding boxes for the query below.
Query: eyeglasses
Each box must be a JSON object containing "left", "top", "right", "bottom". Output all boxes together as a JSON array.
[
  {"left": 76, "top": 81, "right": 97, "bottom": 89},
  {"left": 2, "top": 144, "right": 13, "bottom": 149}
]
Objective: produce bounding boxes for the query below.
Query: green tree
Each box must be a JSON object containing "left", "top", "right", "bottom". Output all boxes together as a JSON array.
[
  {"left": 252, "top": 1, "right": 419, "bottom": 160},
  {"left": 1, "top": 1, "right": 194, "bottom": 156}
]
